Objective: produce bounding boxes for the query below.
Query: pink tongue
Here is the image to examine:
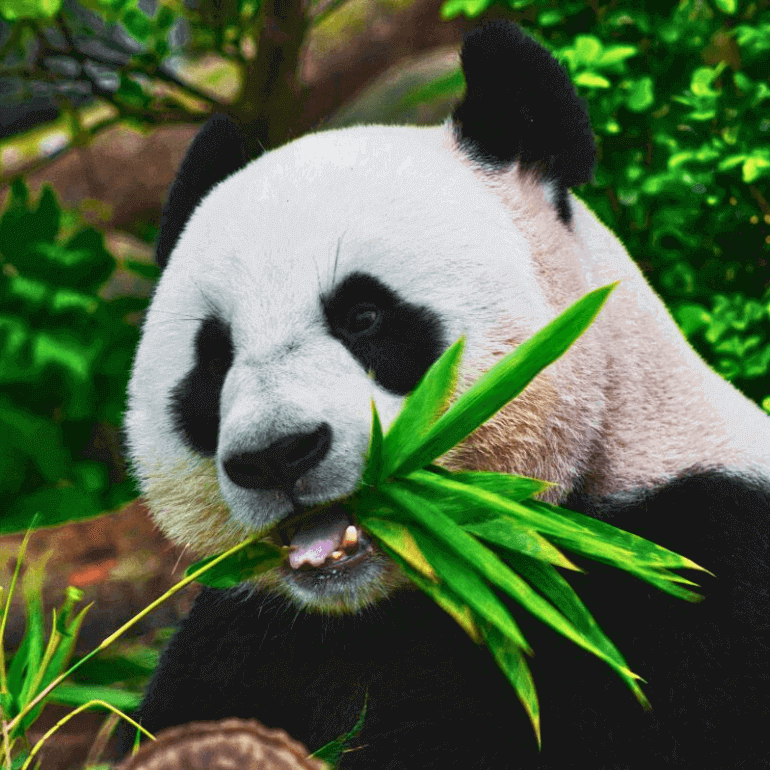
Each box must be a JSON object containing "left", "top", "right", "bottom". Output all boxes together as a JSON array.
[{"left": 288, "top": 511, "right": 349, "bottom": 569}]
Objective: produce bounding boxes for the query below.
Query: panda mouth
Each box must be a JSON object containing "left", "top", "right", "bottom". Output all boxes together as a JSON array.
[{"left": 271, "top": 505, "right": 371, "bottom": 571}]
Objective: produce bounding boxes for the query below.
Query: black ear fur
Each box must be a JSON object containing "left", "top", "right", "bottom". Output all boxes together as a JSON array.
[
  {"left": 156, "top": 114, "right": 253, "bottom": 270},
  {"left": 452, "top": 21, "right": 596, "bottom": 223}
]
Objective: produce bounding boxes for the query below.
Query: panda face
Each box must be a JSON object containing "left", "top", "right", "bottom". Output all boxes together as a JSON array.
[
  {"left": 126, "top": 23, "right": 770, "bottom": 617},
  {"left": 125, "top": 125, "right": 559, "bottom": 611}
]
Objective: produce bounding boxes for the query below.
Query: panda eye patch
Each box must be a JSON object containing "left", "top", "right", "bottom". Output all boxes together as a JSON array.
[
  {"left": 322, "top": 271, "right": 445, "bottom": 396},
  {"left": 169, "top": 315, "right": 234, "bottom": 456},
  {"left": 345, "top": 303, "right": 381, "bottom": 336}
]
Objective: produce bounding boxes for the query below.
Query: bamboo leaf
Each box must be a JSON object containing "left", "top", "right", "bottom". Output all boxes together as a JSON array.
[
  {"left": 379, "top": 337, "right": 465, "bottom": 480},
  {"left": 389, "top": 283, "right": 618, "bottom": 478},
  {"left": 479, "top": 620, "right": 541, "bottom": 747},
  {"left": 527, "top": 500, "right": 708, "bottom": 573},
  {"left": 362, "top": 399, "right": 385, "bottom": 486},
  {"left": 186, "top": 541, "right": 283, "bottom": 588},
  {"left": 507, "top": 554, "right": 648, "bottom": 707},
  {"left": 408, "top": 527, "right": 530, "bottom": 652},
  {"left": 440, "top": 470, "right": 554, "bottom": 502},
  {"left": 385, "top": 481, "right": 641, "bottom": 685},
  {"left": 403, "top": 475, "right": 575, "bottom": 567},
  {"left": 377, "top": 542, "right": 482, "bottom": 643},
  {"left": 363, "top": 518, "right": 437, "bottom": 582},
  {"left": 410, "top": 471, "right": 705, "bottom": 582},
  {"left": 464, "top": 518, "right": 579, "bottom": 571}
]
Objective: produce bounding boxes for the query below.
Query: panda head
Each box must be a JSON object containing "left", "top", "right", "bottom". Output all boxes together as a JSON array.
[{"left": 125, "top": 21, "right": 768, "bottom": 614}]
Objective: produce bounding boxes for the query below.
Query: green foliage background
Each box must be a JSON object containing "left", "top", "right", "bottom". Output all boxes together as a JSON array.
[
  {"left": 0, "top": 179, "right": 149, "bottom": 532},
  {"left": 0, "top": 0, "right": 768, "bottom": 534}
]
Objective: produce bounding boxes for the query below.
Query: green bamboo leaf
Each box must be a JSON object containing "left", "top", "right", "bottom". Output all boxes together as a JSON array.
[
  {"left": 416, "top": 472, "right": 555, "bottom": 527},
  {"left": 312, "top": 693, "right": 369, "bottom": 766},
  {"left": 389, "top": 283, "right": 618, "bottom": 478},
  {"left": 408, "top": 526, "right": 530, "bottom": 652},
  {"left": 507, "top": 554, "right": 648, "bottom": 706},
  {"left": 432, "top": 469, "right": 553, "bottom": 502},
  {"left": 464, "top": 518, "right": 579, "bottom": 571},
  {"left": 384, "top": 482, "right": 641, "bottom": 685},
  {"left": 527, "top": 500, "right": 708, "bottom": 576},
  {"left": 362, "top": 399, "right": 385, "bottom": 486},
  {"left": 363, "top": 518, "right": 437, "bottom": 582},
  {"left": 615, "top": 565, "right": 704, "bottom": 602},
  {"left": 479, "top": 620, "right": 540, "bottom": 747},
  {"left": 410, "top": 470, "right": 705, "bottom": 577},
  {"left": 375, "top": 539, "right": 483, "bottom": 643},
  {"left": 379, "top": 337, "right": 465, "bottom": 480},
  {"left": 397, "top": 474, "right": 575, "bottom": 568},
  {"left": 409, "top": 469, "right": 603, "bottom": 539}
]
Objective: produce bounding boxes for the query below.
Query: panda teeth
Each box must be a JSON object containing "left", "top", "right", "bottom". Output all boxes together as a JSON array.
[{"left": 341, "top": 525, "right": 359, "bottom": 553}]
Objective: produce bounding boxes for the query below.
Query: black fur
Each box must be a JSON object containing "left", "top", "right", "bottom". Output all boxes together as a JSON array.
[
  {"left": 117, "top": 471, "right": 769, "bottom": 767},
  {"left": 169, "top": 315, "right": 234, "bottom": 456},
  {"left": 452, "top": 21, "right": 596, "bottom": 224},
  {"left": 155, "top": 114, "right": 252, "bottom": 270},
  {"left": 322, "top": 272, "right": 446, "bottom": 396}
]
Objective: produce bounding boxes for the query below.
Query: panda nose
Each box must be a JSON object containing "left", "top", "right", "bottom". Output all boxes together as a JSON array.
[{"left": 222, "top": 423, "right": 332, "bottom": 492}]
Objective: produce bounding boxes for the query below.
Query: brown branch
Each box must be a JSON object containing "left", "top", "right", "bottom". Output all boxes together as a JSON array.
[{"left": 235, "top": 0, "right": 313, "bottom": 153}]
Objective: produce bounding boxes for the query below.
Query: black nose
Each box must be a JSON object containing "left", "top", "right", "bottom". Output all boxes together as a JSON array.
[{"left": 222, "top": 423, "right": 332, "bottom": 492}]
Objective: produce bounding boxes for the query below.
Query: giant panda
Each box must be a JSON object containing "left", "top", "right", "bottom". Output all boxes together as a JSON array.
[{"left": 117, "top": 20, "right": 770, "bottom": 769}]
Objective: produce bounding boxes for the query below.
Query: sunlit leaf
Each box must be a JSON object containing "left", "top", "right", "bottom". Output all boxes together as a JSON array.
[{"left": 574, "top": 72, "right": 611, "bottom": 89}]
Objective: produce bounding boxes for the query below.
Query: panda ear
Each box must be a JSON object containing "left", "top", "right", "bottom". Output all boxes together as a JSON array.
[
  {"left": 156, "top": 113, "right": 254, "bottom": 270},
  {"left": 452, "top": 21, "right": 596, "bottom": 222}
]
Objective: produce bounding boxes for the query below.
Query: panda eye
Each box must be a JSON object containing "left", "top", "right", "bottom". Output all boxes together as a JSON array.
[
  {"left": 206, "top": 356, "right": 229, "bottom": 379},
  {"left": 345, "top": 303, "right": 381, "bottom": 336}
]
